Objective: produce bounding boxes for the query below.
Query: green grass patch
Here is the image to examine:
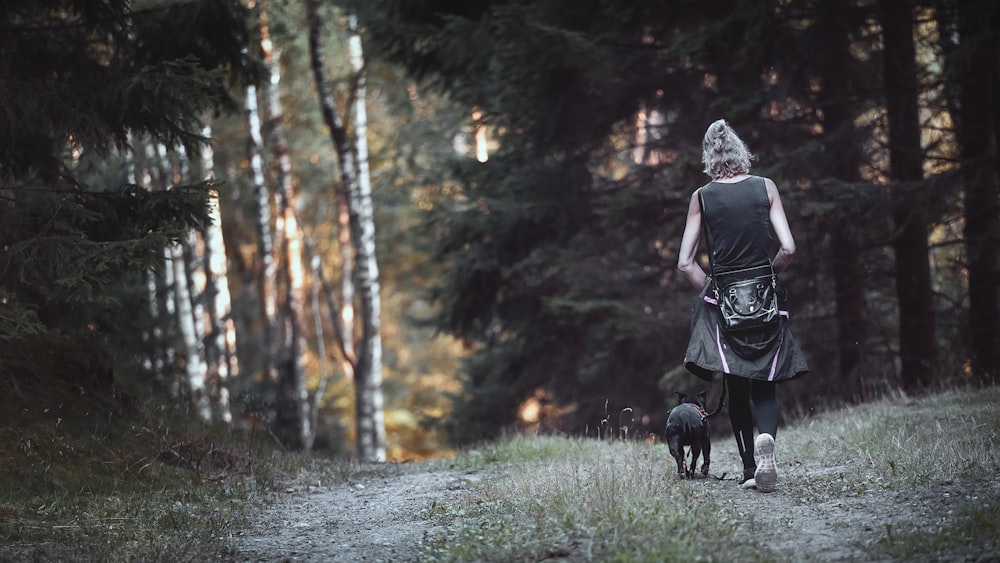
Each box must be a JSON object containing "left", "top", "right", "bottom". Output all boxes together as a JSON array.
[{"left": 419, "top": 437, "right": 774, "bottom": 562}]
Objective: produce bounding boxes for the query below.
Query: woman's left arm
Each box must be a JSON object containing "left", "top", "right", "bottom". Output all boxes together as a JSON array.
[{"left": 765, "top": 178, "right": 796, "bottom": 274}]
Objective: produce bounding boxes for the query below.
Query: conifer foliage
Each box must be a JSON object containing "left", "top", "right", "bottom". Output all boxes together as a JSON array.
[
  {"left": 0, "top": 1, "right": 248, "bottom": 404},
  {"left": 363, "top": 0, "right": 997, "bottom": 442}
]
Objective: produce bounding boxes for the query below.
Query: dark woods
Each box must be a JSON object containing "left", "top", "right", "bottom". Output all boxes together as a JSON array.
[
  {"left": 1, "top": 0, "right": 997, "bottom": 454},
  {"left": 363, "top": 0, "right": 1000, "bottom": 442}
]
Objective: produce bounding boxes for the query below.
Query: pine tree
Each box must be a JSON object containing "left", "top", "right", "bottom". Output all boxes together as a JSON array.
[
  {"left": 0, "top": 0, "right": 249, "bottom": 404},
  {"left": 878, "top": 0, "right": 937, "bottom": 390}
]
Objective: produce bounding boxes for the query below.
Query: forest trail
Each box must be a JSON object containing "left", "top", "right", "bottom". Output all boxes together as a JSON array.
[
  {"left": 233, "top": 467, "right": 482, "bottom": 562},
  {"left": 231, "top": 439, "right": 997, "bottom": 562}
]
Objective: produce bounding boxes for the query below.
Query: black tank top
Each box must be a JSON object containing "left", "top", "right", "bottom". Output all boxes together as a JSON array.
[{"left": 698, "top": 176, "right": 771, "bottom": 273}]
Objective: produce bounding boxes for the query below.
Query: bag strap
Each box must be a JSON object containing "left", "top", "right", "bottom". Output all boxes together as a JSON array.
[{"left": 697, "top": 189, "right": 720, "bottom": 287}]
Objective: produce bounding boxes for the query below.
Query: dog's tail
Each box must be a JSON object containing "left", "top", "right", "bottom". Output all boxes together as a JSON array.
[{"left": 703, "top": 373, "right": 727, "bottom": 418}]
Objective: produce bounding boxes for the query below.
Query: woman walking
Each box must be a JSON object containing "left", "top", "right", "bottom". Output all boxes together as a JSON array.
[{"left": 677, "top": 119, "right": 809, "bottom": 492}]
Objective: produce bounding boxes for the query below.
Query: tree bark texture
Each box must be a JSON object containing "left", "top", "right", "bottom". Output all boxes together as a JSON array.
[
  {"left": 200, "top": 123, "right": 237, "bottom": 423},
  {"left": 307, "top": 1, "right": 387, "bottom": 461},
  {"left": 817, "top": 0, "right": 868, "bottom": 394},
  {"left": 265, "top": 41, "right": 312, "bottom": 450},
  {"left": 878, "top": 0, "right": 937, "bottom": 390},
  {"left": 245, "top": 82, "right": 279, "bottom": 383},
  {"left": 957, "top": 0, "right": 999, "bottom": 384},
  {"left": 348, "top": 13, "right": 387, "bottom": 461}
]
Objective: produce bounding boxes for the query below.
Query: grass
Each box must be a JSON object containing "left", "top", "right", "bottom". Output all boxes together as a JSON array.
[
  {"left": 0, "top": 388, "right": 282, "bottom": 562},
  {"left": 0, "top": 381, "right": 419, "bottom": 562},
  {"left": 418, "top": 436, "right": 775, "bottom": 562},
  {"left": 3, "top": 383, "right": 997, "bottom": 561},
  {"left": 413, "top": 385, "right": 1000, "bottom": 562}
]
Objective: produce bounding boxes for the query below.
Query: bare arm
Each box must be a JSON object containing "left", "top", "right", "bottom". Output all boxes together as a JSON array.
[
  {"left": 677, "top": 190, "right": 707, "bottom": 290},
  {"left": 765, "top": 177, "right": 796, "bottom": 274}
]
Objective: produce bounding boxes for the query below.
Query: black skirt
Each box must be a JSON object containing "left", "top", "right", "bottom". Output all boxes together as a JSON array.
[{"left": 683, "top": 279, "right": 809, "bottom": 383}]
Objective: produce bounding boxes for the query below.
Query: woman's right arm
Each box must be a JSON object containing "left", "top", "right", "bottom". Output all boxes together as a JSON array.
[
  {"left": 765, "top": 178, "right": 796, "bottom": 274},
  {"left": 677, "top": 190, "right": 707, "bottom": 290}
]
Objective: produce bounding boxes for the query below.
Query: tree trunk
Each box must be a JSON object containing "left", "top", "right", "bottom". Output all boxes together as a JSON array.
[
  {"left": 245, "top": 81, "right": 279, "bottom": 384},
  {"left": 128, "top": 132, "right": 165, "bottom": 377},
  {"left": 338, "top": 183, "right": 356, "bottom": 381},
  {"left": 957, "top": 0, "right": 1000, "bottom": 384},
  {"left": 149, "top": 140, "right": 180, "bottom": 396},
  {"left": 348, "top": 13, "right": 387, "bottom": 461},
  {"left": 171, "top": 238, "right": 212, "bottom": 421},
  {"left": 878, "top": 0, "right": 937, "bottom": 390},
  {"left": 200, "top": 123, "right": 237, "bottom": 423},
  {"left": 145, "top": 140, "right": 211, "bottom": 419},
  {"left": 817, "top": 0, "right": 868, "bottom": 396},
  {"left": 264, "top": 36, "right": 312, "bottom": 449},
  {"left": 307, "top": 1, "right": 386, "bottom": 461}
]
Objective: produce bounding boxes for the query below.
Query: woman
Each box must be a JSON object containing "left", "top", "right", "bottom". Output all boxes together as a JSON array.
[{"left": 676, "top": 119, "right": 809, "bottom": 492}]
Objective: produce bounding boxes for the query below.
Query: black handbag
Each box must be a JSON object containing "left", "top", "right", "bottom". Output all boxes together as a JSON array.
[{"left": 712, "top": 264, "right": 779, "bottom": 332}]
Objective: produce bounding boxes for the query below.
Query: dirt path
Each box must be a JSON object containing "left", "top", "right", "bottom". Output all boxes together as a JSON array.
[
  {"left": 232, "top": 448, "right": 996, "bottom": 562},
  {"left": 233, "top": 467, "right": 484, "bottom": 562},
  {"left": 713, "top": 461, "right": 994, "bottom": 561}
]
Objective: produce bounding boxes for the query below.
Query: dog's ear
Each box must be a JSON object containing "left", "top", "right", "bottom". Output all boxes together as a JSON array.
[
  {"left": 697, "top": 390, "right": 707, "bottom": 402},
  {"left": 675, "top": 391, "right": 686, "bottom": 403}
]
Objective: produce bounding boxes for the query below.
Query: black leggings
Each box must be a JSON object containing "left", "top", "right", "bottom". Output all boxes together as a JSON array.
[{"left": 725, "top": 374, "right": 779, "bottom": 471}]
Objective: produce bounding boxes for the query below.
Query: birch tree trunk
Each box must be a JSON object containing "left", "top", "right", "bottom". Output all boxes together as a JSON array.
[
  {"left": 162, "top": 143, "right": 212, "bottom": 421},
  {"left": 245, "top": 81, "right": 279, "bottom": 383},
  {"left": 171, "top": 237, "right": 212, "bottom": 421},
  {"left": 128, "top": 132, "right": 165, "bottom": 377},
  {"left": 348, "top": 12, "right": 386, "bottom": 461},
  {"left": 200, "top": 124, "right": 237, "bottom": 423},
  {"left": 263, "top": 35, "right": 312, "bottom": 449},
  {"left": 307, "top": 1, "right": 386, "bottom": 461},
  {"left": 148, "top": 140, "right": 180, "bottom": 396}
]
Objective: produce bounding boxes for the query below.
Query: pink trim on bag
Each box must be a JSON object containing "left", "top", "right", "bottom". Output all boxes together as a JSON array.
[
  {"left": 715, "top": 324, "right": 730, "bottom": 374},
  {"left": 704, "top": 295, "right": 718, "bottom": 305}
]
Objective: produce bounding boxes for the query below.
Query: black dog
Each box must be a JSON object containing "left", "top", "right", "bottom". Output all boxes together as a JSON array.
[{"left": 665, "top": 391, "right": 711, "bottom": 479}]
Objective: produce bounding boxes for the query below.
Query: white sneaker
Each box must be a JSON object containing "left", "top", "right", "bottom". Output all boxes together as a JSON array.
[
  {"left": 739, "top": 477, "right": 757, "bottom": 490},
  {"left": 754, "top": 433, "right": 777, "bottom": 493}
]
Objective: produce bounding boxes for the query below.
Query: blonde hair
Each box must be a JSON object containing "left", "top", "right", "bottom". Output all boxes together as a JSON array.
[{"left": 701, "top": 119, "right": 753, "bottom": 179}]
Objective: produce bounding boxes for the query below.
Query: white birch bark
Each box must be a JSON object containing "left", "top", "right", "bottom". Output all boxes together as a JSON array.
[
  {"left": 265, "top": 41, "right": 312, "bottom": 449},
  {"left": 159, "top": 143, "right": 211, "bottom": 422},
  {"left": 149, "top": 141, "right": 179, "bottom": 395},
  {"left": 348, "top": 13, "right": 386, "bottom": 461},
  {"left": 338, "top": 186, "right": 356, "bottom": 378},
  {"left": 306, "top": 2, "right": 385, "bottom": 461},
  {"left": 200, "top": 124, "right": 236, "bottom": 423},
  {"left": 245, "top": 82, "right": 278, "bottom": 382},
  {"left": 127, "top": 132, "right": 162, "bottom": 375},
  {"left": 171, "top": 238, "right": 212, "bottom": 422}
]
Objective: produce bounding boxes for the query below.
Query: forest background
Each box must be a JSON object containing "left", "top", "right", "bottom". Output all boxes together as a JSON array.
[{"left": 1, "top": 0, "right": 998, "bottom": 463}]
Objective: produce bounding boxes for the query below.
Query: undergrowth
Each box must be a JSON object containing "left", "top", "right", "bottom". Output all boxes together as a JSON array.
[{"left": 0, "top": 383, "right": 284, "bottom": 562}]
